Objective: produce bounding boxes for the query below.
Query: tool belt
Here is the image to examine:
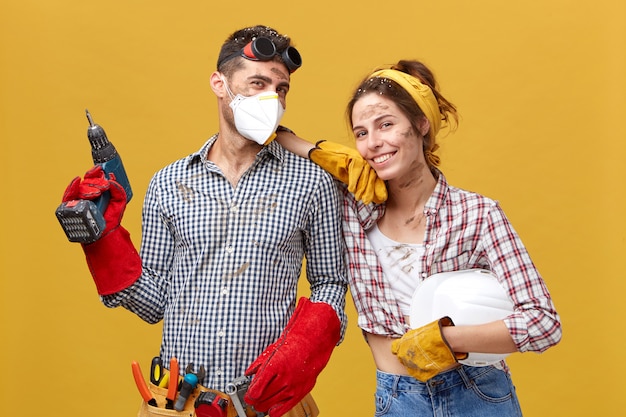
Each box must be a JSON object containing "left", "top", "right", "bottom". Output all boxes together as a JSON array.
[{"left": 137, "top": 381, "right": 319, "bottom": 417}]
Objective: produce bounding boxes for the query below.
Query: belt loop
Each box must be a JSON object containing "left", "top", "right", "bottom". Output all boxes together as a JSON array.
[
  {"left": 391, "top": 374, "right": 401, "bottom": 397},
  {"left": 456, "top": 366, "right": 473, "bottom": 389}
]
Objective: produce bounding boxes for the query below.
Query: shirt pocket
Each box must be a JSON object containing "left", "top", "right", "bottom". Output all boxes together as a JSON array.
[
  {"left": 427, "top": 232, "right": 473, "bottom": 275},
  {"left": 429, "top": 251, "right": 472, "bottom": 275}
]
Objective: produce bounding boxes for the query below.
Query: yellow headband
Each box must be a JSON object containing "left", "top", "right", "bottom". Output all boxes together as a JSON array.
[{"left": 369, "top": 69, "right": 441, "bottom": 140}]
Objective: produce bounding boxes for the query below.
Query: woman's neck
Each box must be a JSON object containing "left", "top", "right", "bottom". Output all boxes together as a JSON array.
[
  {"left": 386, "top": 165, "right": 437, "bottom": 213},
  {"left": 378, "top": 165, "right": 437, "bottom": 244}
]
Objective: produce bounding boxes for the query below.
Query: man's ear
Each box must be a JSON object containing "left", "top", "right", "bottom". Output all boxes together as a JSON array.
[{"left": 210, "top": 71, "right": 227, "bottom": 97}]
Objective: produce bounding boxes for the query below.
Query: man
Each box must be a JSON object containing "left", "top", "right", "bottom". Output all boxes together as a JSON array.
[{"left": 62, "top": 25, "right": 347, "bottom": 417}]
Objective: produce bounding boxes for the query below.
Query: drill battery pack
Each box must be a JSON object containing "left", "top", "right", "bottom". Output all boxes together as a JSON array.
[{"left": 55, "top": 199, "right": 106, "bottom": 244}]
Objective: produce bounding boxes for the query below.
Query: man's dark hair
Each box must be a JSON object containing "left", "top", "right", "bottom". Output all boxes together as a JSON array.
[{"left": 217, "top": 25, "right": 293, "bottom": 76}]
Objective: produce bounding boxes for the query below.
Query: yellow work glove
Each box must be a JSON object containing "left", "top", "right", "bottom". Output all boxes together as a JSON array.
[
  {"left": 309, "top": 140, "right": 387, "bottom": 204},
  {"left": 391, "top": 317, "right": 468, "bottom": 382}
]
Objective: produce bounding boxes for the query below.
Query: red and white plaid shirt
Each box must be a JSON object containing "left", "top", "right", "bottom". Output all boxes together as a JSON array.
[{"left": 340, "top": 172, "right": 562, "bottom": 355}]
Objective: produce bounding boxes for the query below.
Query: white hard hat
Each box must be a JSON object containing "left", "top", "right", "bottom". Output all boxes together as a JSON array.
[{"left": 409, "top": 269, "right": 514, "bottom": 366}]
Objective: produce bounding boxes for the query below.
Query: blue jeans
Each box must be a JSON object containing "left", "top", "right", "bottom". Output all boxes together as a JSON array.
[{"left": 375, "top": 366, "right": 523, "bottom": 417}]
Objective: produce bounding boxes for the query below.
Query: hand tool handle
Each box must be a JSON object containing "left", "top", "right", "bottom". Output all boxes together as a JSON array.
[
  {"left": 150, "top": 356, "right": 164, "bottom": 385},
  {"left": 131, "top": 361, "right": 155, "bottom": 405},
  {"left": 167, "top": 357, "right": 179, "bottom": 401}
]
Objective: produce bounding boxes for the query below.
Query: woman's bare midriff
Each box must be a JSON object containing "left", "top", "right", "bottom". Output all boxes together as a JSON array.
[
  {"left": 365, "top": 332, "right": 411, "bottom": 375},
  {"left": 366, "top": 326, "right": 460, "bottom": 377}
]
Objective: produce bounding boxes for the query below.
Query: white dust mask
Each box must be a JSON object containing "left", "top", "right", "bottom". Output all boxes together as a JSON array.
[{"left": 223, "top": 77, "right": 285, "bottom": 145}]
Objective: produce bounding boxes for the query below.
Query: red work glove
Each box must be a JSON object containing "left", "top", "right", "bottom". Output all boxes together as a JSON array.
[
  {"left": 244, "top": 297, "right": 341, "bottom": 417},
  {"left": 62, "top": 166, "right": 141, "bottom": 295}
]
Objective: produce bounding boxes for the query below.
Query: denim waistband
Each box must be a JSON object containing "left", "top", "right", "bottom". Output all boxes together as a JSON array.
[{"left": 376, "top": 365, "right": 499, "bottom": 395}]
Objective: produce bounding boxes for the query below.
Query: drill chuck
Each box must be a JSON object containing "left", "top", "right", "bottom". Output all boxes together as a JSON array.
[
  {"left": 84, "top": 110, "right": 132, "bottom": 202},
  {"left": 87, "top": 109, "right": 119, "bottom": 163}
]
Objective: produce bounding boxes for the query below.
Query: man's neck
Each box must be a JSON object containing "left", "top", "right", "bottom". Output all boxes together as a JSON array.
[{"left": 207, "top": 132, "right": 261, "bottom": 187}]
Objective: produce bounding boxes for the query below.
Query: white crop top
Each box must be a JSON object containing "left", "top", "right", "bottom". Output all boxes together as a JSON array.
[{"left": 366, "top": 224, "right": 425, "bottom": 316}]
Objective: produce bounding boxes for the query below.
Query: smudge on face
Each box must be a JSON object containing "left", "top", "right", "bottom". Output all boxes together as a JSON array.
[{"left": 355, "top": 102, "right": 391, "bottom": 122}]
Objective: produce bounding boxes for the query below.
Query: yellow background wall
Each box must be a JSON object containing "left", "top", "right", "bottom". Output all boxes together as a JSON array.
[{"left": 1, "top": 1, "right": 624, "bottom": 416}]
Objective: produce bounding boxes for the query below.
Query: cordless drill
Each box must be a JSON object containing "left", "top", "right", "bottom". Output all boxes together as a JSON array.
[{"left": 55, "top": 110, "right": 133, "bottom": 243}]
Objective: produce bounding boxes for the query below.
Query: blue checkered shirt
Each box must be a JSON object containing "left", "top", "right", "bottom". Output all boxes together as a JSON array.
[{"left": 102, "top": 135, "right": 348, "bottom": 390}]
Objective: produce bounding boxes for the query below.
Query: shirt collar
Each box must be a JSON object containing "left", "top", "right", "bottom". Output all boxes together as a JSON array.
[
  {"left": 424, "top": 169, "right": 449, "bottom": 215},
  {"left": 185, "top": 133, "right": 286, "bottom": 167}
]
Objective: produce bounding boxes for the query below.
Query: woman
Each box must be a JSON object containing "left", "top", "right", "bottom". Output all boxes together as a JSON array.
[{"left": 276, "top": 60, "right": 561, "bottom": 416}]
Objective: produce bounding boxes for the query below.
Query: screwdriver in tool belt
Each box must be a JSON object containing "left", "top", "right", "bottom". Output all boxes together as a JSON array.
[
  {"left": 131, "top": 361, "right": 157, "bottom": 407},
  {"left": 150, "top": 356, "right": 164, "bottom": 386}
]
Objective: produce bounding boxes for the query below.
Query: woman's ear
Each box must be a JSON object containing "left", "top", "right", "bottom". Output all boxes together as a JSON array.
[{"left": 418, "top": 116, "right": 430, "bottom": 137}]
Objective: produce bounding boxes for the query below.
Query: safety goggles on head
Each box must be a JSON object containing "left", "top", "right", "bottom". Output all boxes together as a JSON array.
[{"left": 218, "top": 37, "right": 302, "bottom": 73}]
